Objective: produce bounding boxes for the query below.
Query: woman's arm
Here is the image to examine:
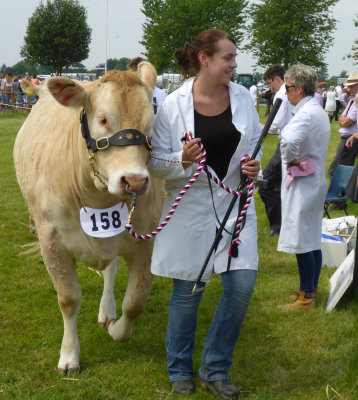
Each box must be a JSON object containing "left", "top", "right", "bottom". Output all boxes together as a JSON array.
[{"left": 148, "top": 102, "right": 196, "bottom": 180}]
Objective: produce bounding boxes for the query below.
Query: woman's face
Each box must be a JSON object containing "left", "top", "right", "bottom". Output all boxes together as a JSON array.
[{"left": 203, "top": 39, "right": 237, "bottom": 85}]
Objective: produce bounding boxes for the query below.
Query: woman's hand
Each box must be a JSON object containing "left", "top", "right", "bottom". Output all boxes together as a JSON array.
[
  {"left": 182, "top": 136, "right": 202, "bottom": 168},
  {"left": 287, "top": 158, "right": 304, "bottom": 170},
  {"left": 346, "top": 132, "right": 358, "bottom": 148},
  {"left": 242, "top": 156, "right": 260, "bottom": 180}
]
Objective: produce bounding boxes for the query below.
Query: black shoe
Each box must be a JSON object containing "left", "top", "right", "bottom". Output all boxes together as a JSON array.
[
  {"left": 171, "top": 380, "right": 195, "bottom": 394},
  {"left": 199, "top": 377, "right": 240, "bottom": 399}
]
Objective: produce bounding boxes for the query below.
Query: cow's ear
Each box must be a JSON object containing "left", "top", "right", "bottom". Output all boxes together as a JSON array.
[
  {"left": 47, "top": 77, "right": 86, "bottom": 108},
  {"left": 138, "top": 61, "right": 157, "bottom": 92}
]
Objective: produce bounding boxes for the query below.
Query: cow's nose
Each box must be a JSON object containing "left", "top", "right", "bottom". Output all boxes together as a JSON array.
[{"left": 121, "top": 175, "right": 149, "bottom": 194}]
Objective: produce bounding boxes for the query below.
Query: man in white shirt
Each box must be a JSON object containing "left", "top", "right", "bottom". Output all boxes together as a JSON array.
[
  {"left": 258, "top": 65, "right": 294, "bottom": 235},
  {"left": 249, "top": 80, "right": 258, "bottom": 108}
]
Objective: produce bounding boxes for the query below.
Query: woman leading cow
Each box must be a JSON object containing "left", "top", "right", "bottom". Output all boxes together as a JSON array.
[{"left": 148, "top": 29, "right": 261, "bottom": 399}]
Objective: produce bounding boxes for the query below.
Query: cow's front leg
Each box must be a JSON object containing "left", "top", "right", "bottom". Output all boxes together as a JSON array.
[
  {"left": 108, "top": 241, "right": 153, "bottom": 341},
  {"left": 98, "top": 257, "right": 118, "bottom": 329},
  {"left": 38, "top": 226, "right": 82, "bottom": 375}
]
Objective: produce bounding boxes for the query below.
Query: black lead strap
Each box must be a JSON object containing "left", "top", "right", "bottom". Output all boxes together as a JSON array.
[{"left": 192, "top": 98, "right": 283, "bottom": 293}]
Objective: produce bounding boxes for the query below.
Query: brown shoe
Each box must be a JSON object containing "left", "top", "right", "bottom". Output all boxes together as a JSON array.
[
  {"left": 289, "top": 289, "right": 317, "bottom": 301},
  {"left": 279, "top": 290, "right": 315, "bottom": 310}
]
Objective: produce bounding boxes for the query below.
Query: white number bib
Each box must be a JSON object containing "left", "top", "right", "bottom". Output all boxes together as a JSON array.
[{"left": 80, "top": 202, "right": 129, "bottom": 238}]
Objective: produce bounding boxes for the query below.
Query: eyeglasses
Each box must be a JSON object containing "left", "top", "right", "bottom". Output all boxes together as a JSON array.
[{"left": 285, "top": 84, "right": 295, "bottom": 91}]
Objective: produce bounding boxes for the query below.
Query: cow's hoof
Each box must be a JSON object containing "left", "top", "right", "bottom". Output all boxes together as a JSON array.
[
  {"left": 58, "top": 366, "right": 80, "bottom": 376},
  {"left": 107, "top": 315, "right": 133, "bottom": 342}
]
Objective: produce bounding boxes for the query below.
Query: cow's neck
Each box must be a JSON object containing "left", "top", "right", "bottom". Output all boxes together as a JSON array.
[{"left": 73, "top": 132, "right": 123, "bottom": 210}]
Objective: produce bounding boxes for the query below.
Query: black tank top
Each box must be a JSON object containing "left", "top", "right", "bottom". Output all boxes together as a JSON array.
[{"left": 194, "top": 105, "right": 241, "bottom": 181}]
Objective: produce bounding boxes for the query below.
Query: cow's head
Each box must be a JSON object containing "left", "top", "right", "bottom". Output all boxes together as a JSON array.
[{"left": 47, "top": 62, "right": 157, "bottom": 196}]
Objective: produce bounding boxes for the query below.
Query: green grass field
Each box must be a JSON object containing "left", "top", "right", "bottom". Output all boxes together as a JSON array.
[{"left": 1, "top": 108, "right": 358, "bottom": 400}]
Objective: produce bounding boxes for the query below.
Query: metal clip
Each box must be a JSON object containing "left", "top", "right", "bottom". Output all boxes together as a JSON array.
[{"left": 192, "top": 283, "right": 205, "bottom": 294}]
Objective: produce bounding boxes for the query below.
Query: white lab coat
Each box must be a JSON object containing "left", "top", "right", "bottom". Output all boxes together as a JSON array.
[
  {"left": 148, "top": 77, "right": 261, "bottom": 281},
  {"left": 249, "top": 85, "right": 257, "bottom": 107},
  {"left": 278, "top": 96, "right": 330, "bottom": 254}
]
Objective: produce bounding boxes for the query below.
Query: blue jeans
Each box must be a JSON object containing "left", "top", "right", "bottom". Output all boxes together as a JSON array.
[
  {"left": 296, "top": 250, "right": 322, "bottom": 294},
  {"left": 166, "top": 269, "right": 257, "bottom": 382}
]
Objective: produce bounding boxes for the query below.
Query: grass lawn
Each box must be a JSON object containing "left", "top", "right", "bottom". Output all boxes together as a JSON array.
[{"left": 1, "top": 107, "right": 358, "bottom": 400}]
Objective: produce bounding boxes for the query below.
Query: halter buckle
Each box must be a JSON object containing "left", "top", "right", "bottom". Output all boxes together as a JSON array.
[{"left": 96, "top": 137, "right": 110, "bottom": 150}]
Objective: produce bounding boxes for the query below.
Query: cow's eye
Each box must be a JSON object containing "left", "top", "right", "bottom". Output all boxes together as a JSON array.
[{"left": 98, "top": 115, "right": 109, "bottom": 129}]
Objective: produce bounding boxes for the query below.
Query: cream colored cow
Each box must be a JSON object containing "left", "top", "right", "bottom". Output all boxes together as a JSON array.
[{"left": 13, "top": 63, "right": 164, "bottom": 374}]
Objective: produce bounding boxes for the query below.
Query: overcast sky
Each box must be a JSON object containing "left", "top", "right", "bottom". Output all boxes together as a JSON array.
[{"left": 0, "top": 0, "right": 357, "bottom": 77}]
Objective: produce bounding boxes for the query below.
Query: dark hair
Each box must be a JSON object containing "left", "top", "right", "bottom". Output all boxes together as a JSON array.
[
  {"left": 263, "top": 65, "right": 285, "bottom": 82},
  {"left": 128, "top": 57, "right": 146, "bottom": 71},
  {"left": 175, "top": 29, "right": 236, "bottom": 80}
]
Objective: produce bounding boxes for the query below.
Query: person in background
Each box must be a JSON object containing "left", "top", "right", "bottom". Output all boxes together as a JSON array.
[
  {"left": 149, "top": 29, "right": 261, "bottom": 399},
  {"left": 322, "top": 88, "right": 327, "bottom": 109},
  {"left": 325, "top": 86, "right": 336, "bottom": 123},
  {"left": 261, "top": 88, "right": 273, "bottom": 116},
  {"left": 314, "top": 89, "right": 323, "bottom": 107},
  {"left": 4, "top": 72, "right": 13, "bottom": 104},
  {"left": 11, "top": 76, "right": 23, "bottom": 105},
  {"left": 334, "top": 82, "right": 343, "bottom": 121},
  {"left": 258, "top": 65, "right": 294, "bottom": 235},
  {"left": 249, "top": 80, "right": 258, "bottom": 108},
  {"left": 128, "top": 57, "right": 167, "bottom": 114},
  {"left": 31, "top": 74, "right": 40, "bottom": 85},
  {"left": 328, "top": 72, "right": 358, "bottom": 181},
  {"left": 278, "top": 64, "right": 330, "bottom": 310}
]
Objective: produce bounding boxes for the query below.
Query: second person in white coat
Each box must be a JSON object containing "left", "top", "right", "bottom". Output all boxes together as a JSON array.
[{"left": 277, "top": 64, "right": 330, "bottom": 310}]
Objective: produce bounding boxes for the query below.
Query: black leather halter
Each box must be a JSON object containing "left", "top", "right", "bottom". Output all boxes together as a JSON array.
[{"left": 80, "top": 109, "right": 152, "bottom": 153}]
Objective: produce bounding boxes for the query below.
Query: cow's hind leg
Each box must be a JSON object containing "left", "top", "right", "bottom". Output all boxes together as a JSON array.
[
  {"left": 38, "top": 227, "right": 82, "bottom": 375},
  {"left": 98, "top": 257, "right": 118, "bottom": 329},
  {"left": 107, "top": 242, "right": 153, "bottom": 342}
]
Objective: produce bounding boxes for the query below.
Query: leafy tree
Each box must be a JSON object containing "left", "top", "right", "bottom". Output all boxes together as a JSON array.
[
  {"left": 106, "top": 57, "right": 131, "bottom": 71},
  {"left": 317, "top": 66, "right": 328, "bottom": 82},
  {"left": 7, "top": 60, "right": 52, "bottom": 76},
  {"left": 245, "top": 0, "right": 339, "bottom": 70},
  {"left": 116, "top": 57, "right": 131, "bottom": 71},
  {"left": 253, "top": 72, "right": 263, "bottom": 82},
  {"left": 66, "top": 62, "right": 87, "bottom": 73},
  {"left": 21, "top": 0, "right": 91, "bottom": 75},
  {"left": 107, "top": 58, "right": 120, "bottom": 71},
  {"left": 346, "top": 14, "right": 358, "bottom": 65},
  {"left": 141, "top": 0, "right": 248, "bottom": 73}
]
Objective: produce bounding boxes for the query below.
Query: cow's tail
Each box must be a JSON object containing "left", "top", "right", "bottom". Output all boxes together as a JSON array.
[
  {"left": 20, "top": 79, "right": 40, "bottom": 97},
  {"left": 17, "top": 241, "right": 41, "bottom": 257}
]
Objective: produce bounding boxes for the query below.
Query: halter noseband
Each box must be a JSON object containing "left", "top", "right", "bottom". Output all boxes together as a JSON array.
[{"left": 80, "top": 109, "right": 152, "bottom": 154}]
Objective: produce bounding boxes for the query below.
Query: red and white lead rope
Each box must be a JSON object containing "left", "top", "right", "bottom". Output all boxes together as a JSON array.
[{"left": 124, "top": 133, "right": 254, "bottom": 257}]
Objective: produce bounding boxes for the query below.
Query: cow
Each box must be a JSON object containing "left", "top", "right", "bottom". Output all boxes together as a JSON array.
[{"left": 13, "top": 62, "right": 165, "bottom": 375}]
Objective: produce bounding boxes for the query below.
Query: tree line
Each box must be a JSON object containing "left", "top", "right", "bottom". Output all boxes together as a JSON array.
[
  {"left": 1, "top": 58, "right": 131, "bottom": 77},
  {"left": 10, "top": 0, "right": 358, "bottom": 78}
]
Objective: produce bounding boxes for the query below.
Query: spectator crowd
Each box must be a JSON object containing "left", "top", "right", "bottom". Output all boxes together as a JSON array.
[{"left": 0, "top": 72, "right": 40, "bottom": 110}]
